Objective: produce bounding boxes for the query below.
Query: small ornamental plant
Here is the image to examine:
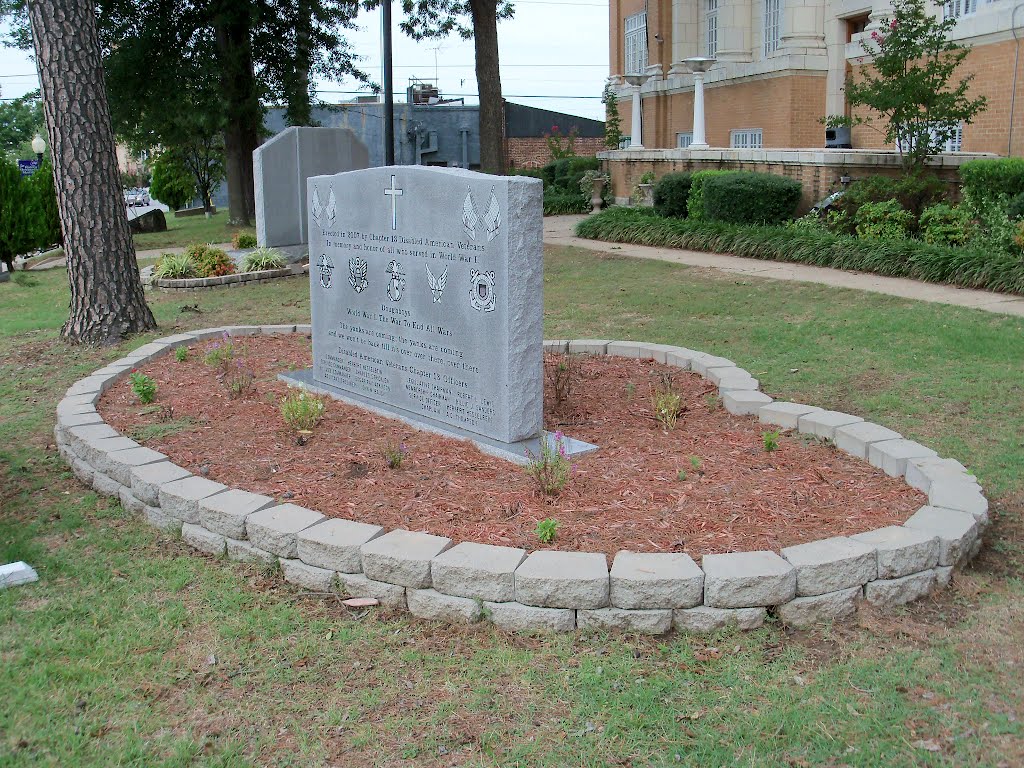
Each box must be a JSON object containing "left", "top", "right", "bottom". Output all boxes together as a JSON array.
[
  {"left": 763, "top": 430, "right": 781, "bottom": 452},
  {"left": 218, "top": 359, "right": 255, "bottom": 399},
  {"left": 280, "top": 390, "right": 326, "bottom": 432},
  {"left": 174, "top": 346, "right": 189, "bottom": 363},
  {"left": 383, "top": 441, "right": 408, "bottom": 469},
  {"left": 204, "top": 332, "right": 235, "bottom": 366},
  {"left": 128, "top": 371, "right": 157, "bottom": 404},
  {"left": 536, "top": 518, "right": 558, "bottom": 544},
  {"left": 232, "top": 231, "right": 258, "bottom": 250},
  {"left": 545, "top": 352, "right": 580, "bottom": 411},
  {"left": 525, "top": 431, "right": 572, "bottom": 496},
  {"left": 652, "top": 373, "right": 683, "bottom": 431}
]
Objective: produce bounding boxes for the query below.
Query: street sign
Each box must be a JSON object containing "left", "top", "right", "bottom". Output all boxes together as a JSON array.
[{"left": 18, "top": 159, "right": 39, "bottom": 177}]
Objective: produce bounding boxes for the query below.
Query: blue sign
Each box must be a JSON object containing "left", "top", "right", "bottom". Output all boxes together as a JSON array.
[{"left": 18, "top": 159, "right": 39, "bottom": 177}]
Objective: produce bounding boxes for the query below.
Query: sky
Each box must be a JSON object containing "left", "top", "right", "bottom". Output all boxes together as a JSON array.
[{"left": 0, "top": 2, "right": 609, "bottom": 121}]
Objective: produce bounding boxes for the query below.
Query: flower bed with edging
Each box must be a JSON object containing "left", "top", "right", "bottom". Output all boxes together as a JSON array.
[
  {"left": 55, "top": 327, "right": 989, "bottom": 634},
  {"left": 151, "top": 264, "right": 308, "bottom": 292}
]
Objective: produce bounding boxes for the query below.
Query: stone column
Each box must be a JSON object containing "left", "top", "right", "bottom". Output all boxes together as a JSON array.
[
  {"left": 669, "top": 0, "right": 701, "bottom": 74},
  {"left": 780, "top": 0, "right": 827, "bottom": 52},
  {"left": 715, "top": 0, "right": 753, "bottom": 63},
  {"left": 690, "top": 72, "right": 709, "bottom": 149},
  {"left": 630, "top": 84, "right": 644, "bottom": 148}
]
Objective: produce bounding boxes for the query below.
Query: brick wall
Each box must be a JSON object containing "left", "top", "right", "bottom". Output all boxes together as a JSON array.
[
  {"left": 850, "top": 38, "right": 1021, "bottom": 156},
  {"left": 505, "top": 137, "right": 608, "bottom": 169}
]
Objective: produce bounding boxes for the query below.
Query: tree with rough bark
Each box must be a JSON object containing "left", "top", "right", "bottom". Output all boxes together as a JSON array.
[
  {"left": 395, "top": 0, "right": 514, "bottom": 174},
  {"left": 25, "top": 0, "right": 156, "bottom": 343}
]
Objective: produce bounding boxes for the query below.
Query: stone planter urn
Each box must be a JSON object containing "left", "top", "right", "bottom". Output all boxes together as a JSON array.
[
  {"left": 638, "top": 183, "right": 655, "bottom": 207},
  {"left": 590, "top": 176, "right": 607, "bottom": 213}
]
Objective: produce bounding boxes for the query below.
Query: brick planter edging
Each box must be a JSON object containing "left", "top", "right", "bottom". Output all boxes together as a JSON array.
[
  {"left": 55, "top": 329, "right": 987, "bottom": 634},
  {"left": 152, "top": 265, "right": 308, "bottom": 292}
]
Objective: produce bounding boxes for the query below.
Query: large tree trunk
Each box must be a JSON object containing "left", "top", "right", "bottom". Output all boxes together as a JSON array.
[
  {"left": 215, "top": 5, "right": 259, "bottom": 225},
  {"left": 470, "top": 0, "right": 506, "bottom": 174},
  {"left": 285, "top": 0, "right": 314, "bottom": 126},
  {"left": 26, "top": 0, "right": 156, "bottom": 344}
]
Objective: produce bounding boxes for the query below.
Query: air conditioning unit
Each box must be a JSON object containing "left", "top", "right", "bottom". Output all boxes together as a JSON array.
[{"left": 825, "top": 126, "right": 852, "bottom": 149}]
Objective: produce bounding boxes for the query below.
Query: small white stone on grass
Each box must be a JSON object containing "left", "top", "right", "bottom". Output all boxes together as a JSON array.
[
  {"left": 0, "top": 562, "right": 39, "bottom": 588},
  {"left": 609, "top": 551, "right": 703, "bottom": 609},
  {"left": 514, "top": 550, "right": 609, "bottom": 609},
  {"left": 296, "top": 518, "right": 385, "bottom": 573},
  {"left": 903, "top": 506, "right": 979, "bottom": 566},
  {"left": 484, "top": 601, "right": 576, "bottom": 632},
  {"left": 430, "top": 542, "right": 527, "bottom": 602},
  {"left": 360, "top": 529, "right": 453, "bottom": 589},
  {"left": 673, "top": 606, "right": 766, "bottom": 632},
  {"left": 407, "top": 588, "right": 482, "bottom": 624},
  {"left": 577, "top": 608, "right": 673, "bottom": 635},
  {"left": 199, "top": 489, "right": 276, "bottom": 539},
  {"left": 702, "top": 550, "right": 796, "bottom": 608},
  {"left": 833, "top": 422, "right": 902, "bottom": 460},
  {"left": 850, "top": 526, "right": 939, "bottom": 579},
  {"left": 758, "top": 402, "right": 823, "bottom": 430},
  {"left": 781, "top": 536, "right": 876, "bottom": 596},
  {"left": 245, "top": 503, "right": 325, "bottom": 558}
]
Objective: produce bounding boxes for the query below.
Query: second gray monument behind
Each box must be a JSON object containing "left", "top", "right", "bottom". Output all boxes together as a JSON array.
[{"left": 286, "top": 165, "right": 559, "bottom": 457}]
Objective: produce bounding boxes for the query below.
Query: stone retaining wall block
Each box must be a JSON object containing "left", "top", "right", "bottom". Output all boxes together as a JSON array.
[
  {"left": 226, "top": 538, "right": 277, "bottom": 565},
  {"left": 758, "top": 402, "right": 823, "bottom": 430},
  {"left": 101, "top": 448, "right": 168, "bottom": 487},
  {"left": 407, "top": 588, "right": 483, "bottom": 623},
  {"left": 927, "top": 482, "right": 989, "bottom": 526},
  {"left": 181, "top": 523, "right": 227, "bottom": 557},
  {"left": 690, "top": 354, "right": 735, "bottom": 377},
  {"left": 702, "top": 551, "right": 796, "bottom": 608},
  {"left": 199, "top": 489, "right": 276, "bottom": 539},
  {"left": 144, "top": 504, "right": 182, "bottom": 533},
  {"left": 430, "top": 542, "right": 527, "bottom": 602},
  {"left": 91, "top": 471, "right": 122, "bottom": 498},
  {"left": 483, "top": 601, "right": 576, "bottom": 632},
  {"left": 864, "top": 569, "right": 936, "bottom": 608},
  {"left": 664, "top": 348, "right": 706, "bottom": 370},
  {"left": 118, "top": 486, "right": 145, "bottom": 515},
  {"left": 159, "top": 476, "right": 229, "bottom": 524},
  {"left": 674, "top": 606, "right": 766, "bottom": 632},
  {"left": 796, "top": 410, "right": 864, "bottom": 441},
  {"left": 904, "top": 457, "right": 976, "bottom": 494},
  {"left": 70, "top": 457, "right": 95, "bottom": 486},
  {"left": 130, "top": 462, "right": 192, "bottom": 506},
  {"left": 296, "top": 518, "right": 385, "bottom": 573},
  {"left": 79, "top": 435, "right": 140, "bottom": 472},
  {"left": 776, "top": 586, "right": 861, "bottom": 629},
  {"left": 781, "top": 536, "right": 876, "bottom": 596},
  {"left": 903, "top": 506, "right": 979, "bottom": 566},
  {"left": 867, "top": 439, "right": 937, "bottom": 478},
  {"left": 360, "top": 529, "right": 453, "bottom": 589},
  {"left": 609, "top": 551, "right": 703, "bottom": 609},
  {"left": 335, "top": 572, "right": 407, "bottom": 609},
  {"left": 577, "top": 608, "right": 673, "bottom": 634},
  {"left": 514, "top": 551, "right": 609, "bottom": 609},
  {"left": 245, "top": 503, "right": 325, "bottom": 558},
  {"left": 723, "top": 390, "right": 773, "bottom": 416},
  {"left": 833, "top": 422, "right": 902, "bottom": 460},
  {"left": 850, "top": 526, "right": 939, "bottom": 579},
  {"left": 567, "top": 339, "right": 610, "bottom": 355},
  {"left": 716, "top": 375, "right": 760, "bottom": 393},
  {"left": 280, "top": 558, "right": 335, "bottom": 591}
]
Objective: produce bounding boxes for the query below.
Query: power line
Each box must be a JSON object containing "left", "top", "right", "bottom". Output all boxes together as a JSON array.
[{"left": 318, "top": 89, "right": 602, "bottom": 99}]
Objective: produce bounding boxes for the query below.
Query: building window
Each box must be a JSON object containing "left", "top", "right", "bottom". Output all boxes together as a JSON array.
[
  {"left": 625, "top": 12, "right": 648, "bottom": 75},
  {"left": 706, "top": 0, "right": 719, "bottom": 58},
  {"left": 677, "top": 132, "right": 694, "bottom": 148},
  {"left": 944, "top": 0, "right": 977, "bottom": 19},
  {"left": 764, "top": 0, "right": 782, "bottom": 55},
  {"left": 897, "top": 123, "right": 963, "bottom": 153},
  {"left": 730, "top": 129, "right": 764, "bottom": 148},
  {"left": 944, "top": 124, "right": 963, "bottom": 152}
]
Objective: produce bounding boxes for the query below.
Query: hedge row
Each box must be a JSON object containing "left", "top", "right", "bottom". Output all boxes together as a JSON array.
[{"left": 575, "top": 207, "right": 1024, "bottom": 296}]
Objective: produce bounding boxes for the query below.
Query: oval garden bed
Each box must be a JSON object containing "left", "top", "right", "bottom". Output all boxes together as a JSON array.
[{"left": 55, "top": 328, "right": 989, "bottom": 634}]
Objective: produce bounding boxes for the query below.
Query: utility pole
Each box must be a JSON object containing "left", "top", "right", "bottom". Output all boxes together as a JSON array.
[{"left": 382, "top": 0, "right": 395, "bottom": 166}]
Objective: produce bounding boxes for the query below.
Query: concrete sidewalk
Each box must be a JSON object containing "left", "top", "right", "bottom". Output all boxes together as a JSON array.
[{"left": 544, "top": 215, "right": 1024, "bottom": 318}]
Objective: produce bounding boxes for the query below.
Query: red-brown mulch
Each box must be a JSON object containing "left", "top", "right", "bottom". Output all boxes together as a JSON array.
[{"left": 99, "top": 335, "right": 926, "bottom": 562}]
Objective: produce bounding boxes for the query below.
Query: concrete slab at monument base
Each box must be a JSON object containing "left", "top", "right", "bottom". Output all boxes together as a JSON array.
[{"left": 280, "top": 369, "right": 598, "bottom": 464}]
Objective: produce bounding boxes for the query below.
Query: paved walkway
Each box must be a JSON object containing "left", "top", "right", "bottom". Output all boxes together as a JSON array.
[{"left": 544, "top": 215, "right": 1024, "bottom": 318}]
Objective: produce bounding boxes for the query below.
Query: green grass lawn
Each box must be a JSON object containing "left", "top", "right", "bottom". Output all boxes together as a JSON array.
[
  {"left": 132, "top": 210, "right": 256, "bottom": 252},
  {"left": 1, "top": 247, "right": 1022, "bottom": 766}
]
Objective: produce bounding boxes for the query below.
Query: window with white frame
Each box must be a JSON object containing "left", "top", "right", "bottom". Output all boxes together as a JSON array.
[
  {"left": 896, "top": 123, "right": 964, "bottom": 153},
  {"left": 706, "top": 0, "right": 719, "bottom": 58},
  {"left": 764, "top": 0, "right": 782, "bottom": 55},
  {"left": 944, "top": 123, "right": 963, "bottom": 152},
  {"left": 730, "top": 129, "right": 764, "bottom": 148},
  {"left": 677, "top": 132, "right": 694, "bottom": 148},
  {"left": 625, "top": 12, "right": 648, "bottom": 75},
  {"left": 944, "top": 0, "right": 977, "bottom": 19}
]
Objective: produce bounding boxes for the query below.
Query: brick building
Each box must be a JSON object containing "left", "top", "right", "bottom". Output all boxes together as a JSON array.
[{"left": 608, "top": 0, "right": 1023, "bottom": 156}]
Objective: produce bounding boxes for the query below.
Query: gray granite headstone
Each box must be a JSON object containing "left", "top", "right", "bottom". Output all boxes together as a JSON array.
[
  {"left": 298, "top": 165, "right": 545, "bottom": 449},
  {"left": 253, "top": 126, "right": 369, "bottom": 248}
]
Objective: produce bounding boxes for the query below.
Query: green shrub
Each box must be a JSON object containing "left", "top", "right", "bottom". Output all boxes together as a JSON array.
[
  {"left": 153, "top": 252, "right": 196, "bottom": 279},
  {"left": 854, "top": 200, "right": 914, "bottom": 240},
  {"left": 653, "top": 173, "right": 693, "bottom": 218},
  {"left": 25, "top": 159, "right": 61, "bottom": 249},
  {"left": 280, "top": 390, "right": 326, "bottom": 432},
  {"left": 1006, "top": 192, "right": 1024, "bottom": 221},
  {"left": 241, "top": 247, "right": 286, "bottom": 272},
  {"left": 543, "top": 191, "right": 590, "bottom": 215},
  {"left": 540, "top": 157, "right": 601, "bottom": 195},
  {"left": 919, "top": 203, "right": 974, "bottom": 246},
  {"left": 701, "top": 172, "right": 802, "bottom": 225},
  {"left": 185, "top": 243, "right": 236, "bottom": 278},
  {"left": 232, "top": 231, "right": 257, "bottom": 249},
  {"left": 574, "top": 207, "right": 1024, "bottom": 295},
  {"left": 960, "top": 158, "right": 1024, "bottom": 208},
  {"left": 837, "top": 173, "right": 946, "bottom": 229},
  {"left": 687, "top": 170, "right": 736, "bottom": 221}
]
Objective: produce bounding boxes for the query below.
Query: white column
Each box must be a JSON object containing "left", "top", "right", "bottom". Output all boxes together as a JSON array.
[
  {"left": 690, "top": 73, "right": 709, "bottom": 149},
  {"left": 630, "top": 85, "right": 644, "bottom": 149}
]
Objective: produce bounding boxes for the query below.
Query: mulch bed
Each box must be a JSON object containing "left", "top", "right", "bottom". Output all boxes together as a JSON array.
[{"left": 99, "top": 335, "right": 926, "bottom": 562}]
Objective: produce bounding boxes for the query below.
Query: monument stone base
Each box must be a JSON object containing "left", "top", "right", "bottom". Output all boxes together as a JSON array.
[{"left": 280, "top": 369, "right": 598, "bottom": 465}]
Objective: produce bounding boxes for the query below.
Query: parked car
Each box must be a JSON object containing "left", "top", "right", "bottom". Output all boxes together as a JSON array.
[{"left": 126, "top": 188, "right": 151, "bottom": 207}]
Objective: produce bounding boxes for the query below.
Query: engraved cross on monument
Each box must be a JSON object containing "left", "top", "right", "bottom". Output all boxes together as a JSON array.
[{"left": 282, "top": 165, "right": 597, "bottom": 463}]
